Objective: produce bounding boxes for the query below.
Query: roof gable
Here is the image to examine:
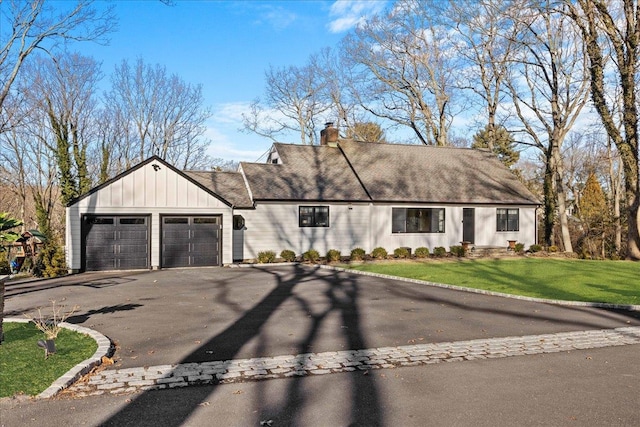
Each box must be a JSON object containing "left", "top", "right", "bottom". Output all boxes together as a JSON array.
[{"left": 68, "top": 156, "right": 234, "bottom": 208}]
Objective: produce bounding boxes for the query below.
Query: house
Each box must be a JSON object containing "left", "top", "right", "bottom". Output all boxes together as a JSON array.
[{"left": 65, "top": 124, "right": 540, "bottom": 272}]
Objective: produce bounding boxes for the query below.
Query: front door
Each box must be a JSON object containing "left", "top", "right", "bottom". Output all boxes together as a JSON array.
[{"left": 463, "top": 208, "right": 475, "bottom": 243}]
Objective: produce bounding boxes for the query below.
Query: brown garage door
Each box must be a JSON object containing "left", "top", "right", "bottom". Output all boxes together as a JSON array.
[
  {"left": 83, "top": 216, "right": 149, "bottom": 271},
  {"left": 161, "top": 216, "right": 221, "bottom": 268}
]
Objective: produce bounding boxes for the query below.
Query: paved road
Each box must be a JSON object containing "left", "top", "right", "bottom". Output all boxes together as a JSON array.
[{"left": 2, "top": 265, "right": 639, "bottom": 426}]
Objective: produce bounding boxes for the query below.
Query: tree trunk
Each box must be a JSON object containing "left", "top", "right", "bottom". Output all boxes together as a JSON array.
[
  {"left": 0, "top": 277, "right": 5, "bottom": 344},
  {"left": 627, "top": 196, "right": 640, "bottom": 260},
  {"left": 552, "top": 145, "right": 573, "bottom": 252}
]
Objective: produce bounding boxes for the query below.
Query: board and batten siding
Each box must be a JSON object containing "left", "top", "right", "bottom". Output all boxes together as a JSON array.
[
  {"left": 66, "top": 160, "right": 233, "bottom": 271},
  {"left": 240, "top": 202, "right": 371, "bottom": 259}
]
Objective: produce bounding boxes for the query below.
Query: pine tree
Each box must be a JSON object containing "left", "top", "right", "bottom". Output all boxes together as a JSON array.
[{"left": 472, "top": 125, "right": 519, "bottom": 168}]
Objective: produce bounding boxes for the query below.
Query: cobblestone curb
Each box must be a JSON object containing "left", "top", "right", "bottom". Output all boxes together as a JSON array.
[
  {"left": 66, "top": 326, "right": 640, "bottom": 397},
  {"left": 4, "top": 317, "right": 112, "bottom": 399}
]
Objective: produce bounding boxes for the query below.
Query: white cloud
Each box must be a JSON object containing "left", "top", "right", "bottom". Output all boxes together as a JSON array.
[{"left": 328, "top": 0, "right": 387, "bottom": 33}]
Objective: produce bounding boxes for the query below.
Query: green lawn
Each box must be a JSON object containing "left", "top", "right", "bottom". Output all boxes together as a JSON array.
[
  {"left": 0, "top": 322, "right": 98, "bottom": 398},
  {"left": 345, "top": 258, "right": 640, "bottom": 306}
]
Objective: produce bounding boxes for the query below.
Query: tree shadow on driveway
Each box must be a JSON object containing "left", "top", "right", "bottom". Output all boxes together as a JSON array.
[{"left": 101, "top": 264, "right": 384, "bottom": 427}]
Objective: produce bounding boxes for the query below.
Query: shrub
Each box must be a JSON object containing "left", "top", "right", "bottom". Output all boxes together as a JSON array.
[
  {"left": 450, "top": 245, "right": 465, "bottom": 257},
  {"left": 257, "top": 250, "right": 276, "bottom": 263},
  {"left": 279, "top": 249, "right": 296, "bottom": 262},
  {"left": 529, "top": 244, "right": 543, "bottom": 253},
  {"left": 433, "top": 246, "right": 447, "bottom": 257},
  {"left": 326, "top": 249, "right": 341, "bottom": 262},
  {"left": 414, "top": 247, "right": 430, "bottom": 258},
  {"left": 0, "top": 258, "right": 9, "bottom": 275},
  {"left": 393, "top": 247, "right": 410, "bottom": 259},
  {"left": 514, "top": 243, "right": 525, "bottom": 253},
  {"left": 303, "top": 249, "right": 320, "bottom": 263},
  {"left": 33, "top": 243, "right": 67, "bottom": 278},
  {"left": 350, "top": 247, "right": 366, "bottom": 261},
  {"left": 548, "top": 245, "right": 558, "bottom": 253},
  {"left": 371, "top": 247, "right": 388, "bottom": 259}
]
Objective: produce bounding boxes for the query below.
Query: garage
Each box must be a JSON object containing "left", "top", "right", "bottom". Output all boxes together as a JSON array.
[
  {"left": 83, "top": 216, "right": 149, "bottom": 271},
  {"left": 162, "top": 216, "right": 221, "bottom": 268}
]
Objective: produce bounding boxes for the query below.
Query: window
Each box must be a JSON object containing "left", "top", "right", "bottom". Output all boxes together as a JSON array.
[
  {"left": 164, "top": 217, "right": 188, "bottom": 224},
  {"left": 392, "top": 208, "right": 445, "bottom": 233},
  {"left": 120, "top": 218, "right": 146, "bottom": 225},
  {"left": 193, "top": 217, "right": 219, "bottom": 224},
  {"left": 497, "top": 208, "right": 519, "bottom": 231},
  {"left": 299, "top": 206, "right": 329, "bottom": 227}
]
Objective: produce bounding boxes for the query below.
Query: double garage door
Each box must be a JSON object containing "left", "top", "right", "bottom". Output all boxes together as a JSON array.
[{"left": 83, "top": 215, "right": 221, "bottom": 271}]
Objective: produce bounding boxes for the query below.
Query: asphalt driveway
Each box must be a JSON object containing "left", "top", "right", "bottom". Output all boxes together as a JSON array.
[
  {"left": 4, "top": 264, "right": 639, "bottom": 370},
  {"left": 3, "top": 264, "right": 640, "bottom": 427}
]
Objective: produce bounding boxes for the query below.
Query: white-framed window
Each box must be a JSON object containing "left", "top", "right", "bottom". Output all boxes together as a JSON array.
[{"left": 392, "top": 208, "right": 445, "bottom": 233}]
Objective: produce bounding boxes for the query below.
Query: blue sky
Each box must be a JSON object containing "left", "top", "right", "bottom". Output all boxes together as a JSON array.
[{"left": 82, "top": 0, "right": 389, "bottom": 163}]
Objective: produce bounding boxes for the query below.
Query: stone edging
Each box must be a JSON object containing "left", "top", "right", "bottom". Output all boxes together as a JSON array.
[
  {"left": 316, "top": 264, "right": 640, "bottom": 312},
  {"left": 4, "top": 317, "right": 112, "bottom": 399}
]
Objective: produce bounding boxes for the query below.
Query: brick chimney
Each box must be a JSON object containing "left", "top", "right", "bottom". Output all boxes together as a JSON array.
[{"left": 320, "top": 122, "right": 339, "bottom": 147}]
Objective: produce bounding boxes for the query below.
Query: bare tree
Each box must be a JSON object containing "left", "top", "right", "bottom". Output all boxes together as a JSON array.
[
  {"left": 242, "top": 61, "right": 331, "bottom": 145},
  {"left": 447, "top": 0, "right": 519, "bottom": 151},
  {"left": 565, "top": 0, "right": 640, "bottom": 260},
  {"left": 342, "top": 0, "right": 461, "bottom": 146},
  {"left": 505, "top": 1, "right": 590, "bottom": 251},
  {"left": 105, "top": 59, "right": 212, "bottom": 168},
  {"left": 0, "top": 0, "right": 114, "bottom": 126}
]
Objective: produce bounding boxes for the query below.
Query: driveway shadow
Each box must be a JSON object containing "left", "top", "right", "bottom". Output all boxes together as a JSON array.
[{"left": 101, "top": 265, "right": 383, "bottom": 426}]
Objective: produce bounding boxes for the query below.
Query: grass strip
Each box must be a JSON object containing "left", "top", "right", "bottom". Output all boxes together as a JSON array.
[
  {"left": 0, "top": 322, "right": 98, "bottom": 398},
  {"left": 345, "top": 258, "right": 640, "bottom": 306}
]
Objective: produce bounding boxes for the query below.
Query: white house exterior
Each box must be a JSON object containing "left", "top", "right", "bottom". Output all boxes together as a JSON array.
[{"left": 66, "top": 130, "right": 540, "bottom": 272}]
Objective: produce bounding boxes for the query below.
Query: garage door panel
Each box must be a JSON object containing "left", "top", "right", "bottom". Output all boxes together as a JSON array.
[
  {"left": 84, "top": 216, "right": 149, "bottom": 271},
  {"left": 162, "top": 216, "right": 221, "bottom": 268}
]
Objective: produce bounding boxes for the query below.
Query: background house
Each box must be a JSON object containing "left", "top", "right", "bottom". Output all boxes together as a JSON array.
[{"left": 66, "top": 130, "right": 539, "bottom": 271}]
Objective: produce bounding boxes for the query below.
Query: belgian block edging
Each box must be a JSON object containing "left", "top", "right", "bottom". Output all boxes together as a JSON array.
[{"left": 4, "top": 317, "right": 112, "bottom": 399}]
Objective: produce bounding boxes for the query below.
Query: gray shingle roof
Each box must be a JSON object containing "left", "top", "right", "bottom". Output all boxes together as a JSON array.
[
  {"left": 338, "top": 140, "right": 539, "bottom": 205},
  {"left": 184, "top": 171, "right": 253, "bottom": 208},
  {"left": 189, "top": 141, "right": 539, "bottom": 206},
  {"left": 240, "top": 144, "right": 371, "bottom": 202}
]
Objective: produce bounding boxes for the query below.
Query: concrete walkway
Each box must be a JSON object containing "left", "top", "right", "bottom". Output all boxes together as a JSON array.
[{"left": 65, "top": 326, "right": 640, "bottom": 397}]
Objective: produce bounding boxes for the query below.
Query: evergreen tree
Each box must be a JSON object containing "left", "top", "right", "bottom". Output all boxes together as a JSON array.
[
  {"left": 472, "top": 125, "right": 519, "bottom": 168},
  {"left": 578, "top": 173, "right": 607, "bottom": 229}
]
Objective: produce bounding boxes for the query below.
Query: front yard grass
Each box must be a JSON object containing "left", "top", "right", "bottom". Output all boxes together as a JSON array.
[
  {"left": 0, "top": 322, "right": 97, "bottom": 398},
  {"left": 345, "top": 258, "right": 640, "bottom": 306}
]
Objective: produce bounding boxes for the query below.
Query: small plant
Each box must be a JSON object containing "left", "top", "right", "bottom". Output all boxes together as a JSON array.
[
  {"left": 450, "top": 245, "right": 466, "bottom": 257},
  {"left": 371, "top": 247, "right": 388, "bottom": 259},
  {"left": 279, "top": 249, "right": 296, "bottom": 262},
  {"left": 433, "top": 246, "right": 447, "bottom": 257},
  {"left": 514, "top": 243, "right": 525, "bottom": 253},
  {"left": 414, "top": 247, "right": 430, "bottom": 258},
  {"left": 393, "top": 247, "right": 410, "bottom": 259},
  {"left": 548, "top": 245, "right": 558, "bottom": 253},
  {"left": 529, "top": 244, "right": 543, "bottom": 253},
  {"left": 24, "top": 300, "right": 79, "bottom": 340},
  {"left": 303, "top": 249, "right": 320, "bottom": 263},
  {"left": 326, "top": 249, "right": 341, "bottom": 262},
  {"left": 350, "top": 247, "right": 366, "bottom": 261},
  {"left": 257, "top": 250, "right": 276, "bottom": 263}
]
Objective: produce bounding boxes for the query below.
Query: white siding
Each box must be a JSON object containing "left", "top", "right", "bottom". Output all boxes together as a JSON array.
[
  {"left": 66, "top": 161, "right": 233, "bottom": 271},
  {"left": 240, "top": 202, "right": 537, "bottom": 260},
  {"left": 241, "top": 202, "right": 370, "bottom": 259}
]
